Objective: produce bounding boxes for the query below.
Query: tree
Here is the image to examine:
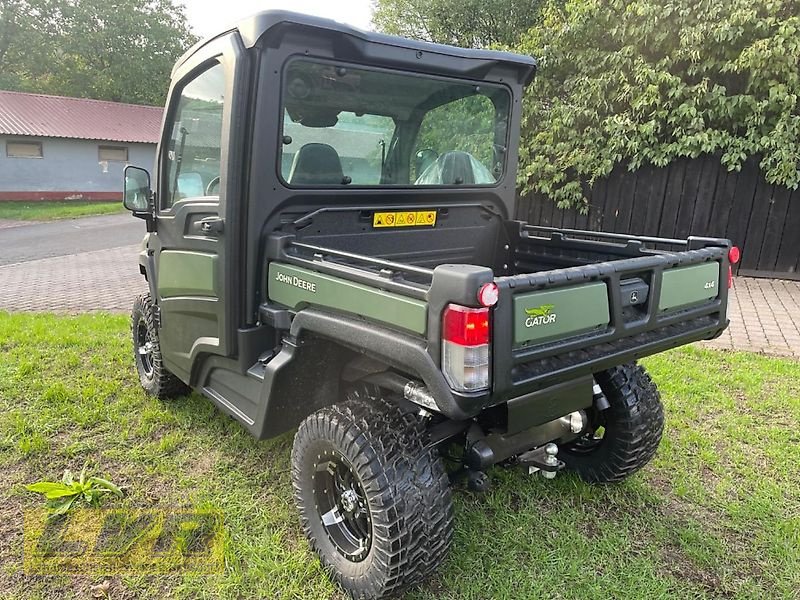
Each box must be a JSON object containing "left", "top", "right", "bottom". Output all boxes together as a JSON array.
[
  {"left": 516, "top": 0, "right": 800, "bottom": 208},
  {"left": 0, "top": 0, "right": 51, "bottom": 90},
  {"left": 372, "top": 0, "right": 543, "bottom": 48},
  {"left": 0, "top": 0, "right": 196, "bottom": 105}
]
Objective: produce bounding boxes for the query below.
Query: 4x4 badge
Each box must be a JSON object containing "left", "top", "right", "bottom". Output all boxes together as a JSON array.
[{"left": 524, "top": 304, "right": 557, "bottom": 327}]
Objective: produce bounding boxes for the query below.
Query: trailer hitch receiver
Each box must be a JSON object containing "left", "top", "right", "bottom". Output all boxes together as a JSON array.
[{"left": 518, "top": 443, "right": 565, "bottom": 479}]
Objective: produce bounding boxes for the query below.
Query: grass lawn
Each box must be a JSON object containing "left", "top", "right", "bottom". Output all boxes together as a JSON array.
[
  {"left": 0, "top": 201, "right": 124, "bottom": 221},
  {"left": 0, "top": 313, "right": 798, "bottom": 599}
]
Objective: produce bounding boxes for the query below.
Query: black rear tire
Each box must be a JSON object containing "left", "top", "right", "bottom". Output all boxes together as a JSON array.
[
  {"left": 561, "top": 363, "right": 664, "bottom": 483},
  {"left": 131, "top": 293, "right": 189, "bottom": 400},
  {"left": 291, "top": 385, "right": 453, "bottom": 599}
]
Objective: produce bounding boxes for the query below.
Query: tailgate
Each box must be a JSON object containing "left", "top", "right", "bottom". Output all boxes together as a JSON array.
[{"left": 491, "top": 249, "right": 729, "bottom": 400}]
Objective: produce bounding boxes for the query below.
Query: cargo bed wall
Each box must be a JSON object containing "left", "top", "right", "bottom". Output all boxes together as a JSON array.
[
  {"left": 509, "top": 226, "right": 672, "bottom": 275},
  {"left": 285, "top": 204, "right": 505, "bottom": 271}
]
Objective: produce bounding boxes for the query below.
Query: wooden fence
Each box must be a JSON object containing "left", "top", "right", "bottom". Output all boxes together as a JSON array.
[{"left": 516, "top": 156, "right": 800, "bottom": 280}]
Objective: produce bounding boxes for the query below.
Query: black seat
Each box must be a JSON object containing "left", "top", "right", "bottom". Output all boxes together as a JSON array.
[{"left": 288, "top": 143, "right": 344, "bottom": 185}]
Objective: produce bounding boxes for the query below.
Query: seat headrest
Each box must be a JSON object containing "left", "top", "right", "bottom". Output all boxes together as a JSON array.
[
  {"left": 438, "top": 151, "right": 477, "bottom": 185},
  {"left": 287, "top": 143, "right": 344, "bottom": 185}
]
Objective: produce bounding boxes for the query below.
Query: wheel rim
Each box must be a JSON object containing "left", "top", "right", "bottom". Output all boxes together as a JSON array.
[
  {"left": 312, "top": 452, "right": 371, "bottom": 562},
  {"left": 135, "top": 319, "right": 155, "bottom": 378}
]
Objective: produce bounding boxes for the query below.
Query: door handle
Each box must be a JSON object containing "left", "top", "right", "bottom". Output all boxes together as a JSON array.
[{"left": 197, "top": 216, "right": 224, "bottom": 235}]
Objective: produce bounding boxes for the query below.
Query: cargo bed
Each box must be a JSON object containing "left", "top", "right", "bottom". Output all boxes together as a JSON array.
[{"left": 265, "top": 213, "right": 732, "bottom": 412}]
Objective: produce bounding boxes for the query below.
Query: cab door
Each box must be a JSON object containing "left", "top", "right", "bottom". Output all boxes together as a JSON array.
[{"left": 150, "top": 34, "right": 246, "bottom": 381}]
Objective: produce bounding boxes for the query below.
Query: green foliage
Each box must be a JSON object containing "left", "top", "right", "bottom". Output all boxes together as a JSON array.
[
  {"left": 414, "top": 95, "right": 497, "bottom": 172},
  {"left": 0, "top": 0, "right": 197, "bottom": 105},
  {"left": 516, "top": 0, "right": 800, "bottom": 208},
  {"left": 26, "top": 464, "right": 123, "bottom": 516},
  {"left": 372, "top": 0, "right": 544, "bottom": 48}
]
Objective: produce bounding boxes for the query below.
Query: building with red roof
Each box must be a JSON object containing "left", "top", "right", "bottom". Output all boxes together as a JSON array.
[{"left": 0, "top": 90, "right": 164, "bottom": 201}]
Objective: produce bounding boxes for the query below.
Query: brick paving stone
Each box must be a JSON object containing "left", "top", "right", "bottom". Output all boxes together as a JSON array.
[
  {"left": 0, "top": 244, "right": 145, "bottom": 312},
  {"left": 699, "top": 277, "right": 800, "bottom": 359}
]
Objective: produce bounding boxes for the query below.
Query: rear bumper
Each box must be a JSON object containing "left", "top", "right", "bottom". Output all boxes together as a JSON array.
[{"left": 504, "top": 313, "right": 726, "bottom": 397}]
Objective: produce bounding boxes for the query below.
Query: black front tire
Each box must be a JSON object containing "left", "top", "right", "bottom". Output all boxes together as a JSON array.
[
  {"left": 131, "top": 293, "right": 189, "bottom": 400},
  {"left": 291, "top": 386, "right": 453, "bottom": 599},
  {"left": 561, "top": 363, "right": 664, "bottom": 483}
]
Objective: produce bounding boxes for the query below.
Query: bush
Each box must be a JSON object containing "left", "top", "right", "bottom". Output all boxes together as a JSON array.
[{"left": 516, "top": 0, "right": 800, "bottom": 209}]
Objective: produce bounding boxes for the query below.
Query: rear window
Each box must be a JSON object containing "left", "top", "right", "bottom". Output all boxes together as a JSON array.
[{"left": 279, "top": 59, "right": 510, "bottom": 187}]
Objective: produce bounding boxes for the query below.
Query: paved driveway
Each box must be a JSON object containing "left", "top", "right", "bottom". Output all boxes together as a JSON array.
[
  {"left": 702, "top": 277, "right": 800, "bottom": 358},
  {"left": 0, "top": 214, "right": 146, "bottom": 312},
  {"left": 0, "top": 215, "right": 798, "bottom": 358}
]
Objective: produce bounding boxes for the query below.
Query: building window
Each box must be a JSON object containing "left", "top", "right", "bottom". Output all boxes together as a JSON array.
[
  {"left": 98, "top": 145, "right": 128, "bottom": 162},
  {"left": 6, "top": 140, "right": 43, "bottom": 158}
]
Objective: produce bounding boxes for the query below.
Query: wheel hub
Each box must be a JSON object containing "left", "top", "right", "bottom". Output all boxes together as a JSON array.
[
  {"left": 340, "top": 488, "right": 358, "bottom": 513},
  {"left": 312, "top": 452, "right": 371, "bottom": 562},
  {"left": 135, "top": 320, "right": 155, "bottom": 377}
]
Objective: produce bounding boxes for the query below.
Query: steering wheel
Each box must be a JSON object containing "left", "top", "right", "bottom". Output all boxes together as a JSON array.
[{"left": 206, "top": 176, "right": 221, "bottom": 196}]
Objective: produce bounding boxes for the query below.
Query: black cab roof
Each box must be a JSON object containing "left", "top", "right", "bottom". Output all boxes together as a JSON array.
[{"left": 174, "top": 10, "right": 537, "bottom": 85}]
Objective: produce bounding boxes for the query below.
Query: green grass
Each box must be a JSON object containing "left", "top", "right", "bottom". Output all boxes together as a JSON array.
[
  {"left": 0, "top": 201, "right": 124, "bottom": 221},
  {"left": 0, "top": 312, "right": 798, "bottom": 599}
]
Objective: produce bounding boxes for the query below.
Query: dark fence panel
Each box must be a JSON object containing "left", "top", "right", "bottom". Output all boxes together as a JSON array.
[{"left": 516, "top": 156, "right": 800, "bottom": 280}]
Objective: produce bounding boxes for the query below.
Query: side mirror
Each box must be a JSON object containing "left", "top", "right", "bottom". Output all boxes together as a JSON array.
[
  {"left": 414, "top": 148, "right": 438, "bottom": 177},
  {"left": 124, "top": 166, "right": 153, "bottom": 216}
]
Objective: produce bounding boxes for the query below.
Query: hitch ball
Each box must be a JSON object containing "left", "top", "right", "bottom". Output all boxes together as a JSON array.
[
  {"left": 518, "top": 443, "right": 566, "bottom": 478},
  {"left": 541, "top": 443, "right": 559, "bottom": 479}
]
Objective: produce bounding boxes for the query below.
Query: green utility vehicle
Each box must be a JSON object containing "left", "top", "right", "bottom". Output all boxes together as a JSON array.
[{"left": 123, "top": 11, "right": 737, "bottom": 599}]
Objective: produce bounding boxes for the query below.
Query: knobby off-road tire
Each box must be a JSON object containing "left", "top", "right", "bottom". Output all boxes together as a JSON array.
[
  {"left": 291, "top": 386, "right": 454, "bottom": 599},
  {"left": 561, "top": 363, "right": 664, "bottom": 483},
  {"left": 131, "top": 293, "right": 189, "bottom": 400}
]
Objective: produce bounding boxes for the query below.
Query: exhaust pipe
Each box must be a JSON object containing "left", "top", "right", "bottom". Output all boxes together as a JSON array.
[{"left": 363, "top": 371, "right": 439, "bottom": 412}]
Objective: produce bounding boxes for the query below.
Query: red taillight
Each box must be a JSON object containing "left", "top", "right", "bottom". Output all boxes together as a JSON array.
[
  {"left": 442, "top": 304, "right": 490, "bottom": 346},
  {"left": 728, "top": 265, "right": 733, "bottom": 289},
  {"left": 442, "top": 304, "right": 491, "bottom": 392}
]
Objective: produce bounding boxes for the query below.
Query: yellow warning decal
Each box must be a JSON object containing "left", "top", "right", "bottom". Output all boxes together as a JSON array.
[{"left": 373, "top": 210, "right": 437, "bottom": 228}]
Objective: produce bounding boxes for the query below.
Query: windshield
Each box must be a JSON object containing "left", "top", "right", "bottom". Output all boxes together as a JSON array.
[{"left": 280, "top": 59, "right": 510, "bottom": 187}]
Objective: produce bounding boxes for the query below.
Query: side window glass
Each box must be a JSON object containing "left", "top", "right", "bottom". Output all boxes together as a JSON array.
[{"left": 163, "top": 62, "right": 225, "bottom": 209}]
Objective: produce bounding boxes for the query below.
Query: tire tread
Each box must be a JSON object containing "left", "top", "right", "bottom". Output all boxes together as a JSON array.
[
  {"left": 131, "top": 293, "right": 189, "bottom": 400},
  {"left": 292, "top": 386, "right": 453, "bottom": 599},
  {"left": 562, "top": 363, "right": 664, "bottom": 483}
]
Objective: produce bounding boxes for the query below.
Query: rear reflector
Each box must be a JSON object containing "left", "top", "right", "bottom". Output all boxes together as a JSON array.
[
  {"left": 477, "top": 282, "right": 499, "bottom": 307},
  {"left": 442, "top": 304, "right": 490, "bottom": 392},
  {"left": 727, "top": 245, "right": 740, "bottom": 289}
]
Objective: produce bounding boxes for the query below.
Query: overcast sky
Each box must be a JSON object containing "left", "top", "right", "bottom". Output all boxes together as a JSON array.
[{"left": 183, "top": 0, "right": 375, "bottom": 38}]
